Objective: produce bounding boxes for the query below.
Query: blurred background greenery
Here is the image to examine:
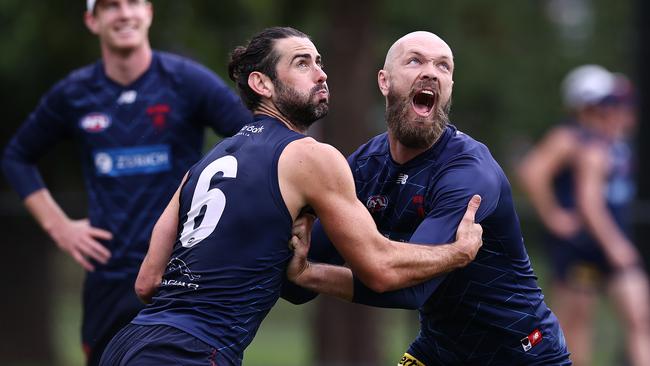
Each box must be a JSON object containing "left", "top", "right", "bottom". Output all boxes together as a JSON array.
[{"left": 0, "top": 0, "right": 644, "bottom": 365}]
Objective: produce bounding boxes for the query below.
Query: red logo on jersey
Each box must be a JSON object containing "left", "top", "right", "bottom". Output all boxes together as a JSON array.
[
  {"left": 521, "top": 328, "right": 543, "bottom": 351},
  {"left": 412, "top": 195, "right": 426, "bottom": 218},
  {"left": 366, "top": 195, "right": 388, "bottom": 213},
  {"left": 147, "top": 104, "right": 171, "bottom": 129}
]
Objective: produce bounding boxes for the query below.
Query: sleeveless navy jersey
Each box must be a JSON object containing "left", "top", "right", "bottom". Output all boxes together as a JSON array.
[
  {"left": 2, "top": 51, "right": 251, "bottom": 275},
  {"left": 133, "top": 116, "right": 305, "bottom": 365}
]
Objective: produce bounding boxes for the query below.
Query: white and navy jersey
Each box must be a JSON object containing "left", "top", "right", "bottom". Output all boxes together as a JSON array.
[
  {"left": 133, "top": 116, "right": 305, "bottom": 366},
  {"left": 2, "top": 51, "right": 251, "bottom": 275}
]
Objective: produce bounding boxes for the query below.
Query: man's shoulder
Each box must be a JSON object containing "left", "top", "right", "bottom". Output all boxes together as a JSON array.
[
  {"left": 441, "top": 126, "right": 507, "bottom": 188},
  {"left": 155, "top": 51, "right": 213, "bottom": 77},
  {"left": 445, "top": 126, "right": 491, "bottom": 158},
  {"left": 42, "top": 61, "right": 100, "bottom": 102},
  {"left": 56, "top": 61, "right": 99, "bottom": 89},
  {"left": 349, "top": 132, "right": 389, "bottom": 162}
]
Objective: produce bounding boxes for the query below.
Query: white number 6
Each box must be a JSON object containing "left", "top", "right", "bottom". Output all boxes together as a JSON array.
[{"left": 179, "top": 155, "right": 238, "bottom": 248}]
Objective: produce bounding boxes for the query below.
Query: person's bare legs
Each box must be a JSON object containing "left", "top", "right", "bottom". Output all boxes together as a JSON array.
[
  {"left": 608, "top": 268, "right": 650, "bottom": 366},
  {"left": 551, "top": 281, "right": 598, "bottom": 366}
]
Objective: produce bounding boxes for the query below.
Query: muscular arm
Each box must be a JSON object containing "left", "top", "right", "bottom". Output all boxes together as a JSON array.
[
  {"left": 517, "top": 127, "right": 581, "bottom": 238},
  {"left": 135, "top": 174, "right": 187, "bottom": 304},
  {"left": 289, "top": 196, "right": 481, "bottom": 304},
  {"left": 281, "top": 220, "right": 343, "bottom": 304},
  {"left": 575, "top": 143, "right": 639, "bottom": 269},
  {"left": 280, "top": 139, "right": 482, "bottom": 293},
  {"left": 287, "top": 157, "right": 495, "bottom": 305}
]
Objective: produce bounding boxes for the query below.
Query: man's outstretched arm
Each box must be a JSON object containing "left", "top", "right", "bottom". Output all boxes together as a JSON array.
[
  {"left": 287, "top": 195, "right": 482, "bottom": 300},
  {"left": 280, "top": 139, "right": 482, "bottom": 293}
]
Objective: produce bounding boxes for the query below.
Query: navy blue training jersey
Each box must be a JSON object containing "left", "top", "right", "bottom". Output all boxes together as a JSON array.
[
  {"left": 2, "top": 51, "right": 251, "bottom": 275},
  {"left": 287, "top": 125, "right": 570, "bottom": 365},
  {"left": 133, "top": 116, "right": 305, "bottom": 366},
  {"left": 351, "top": 125, "right": 569, "bottom": 365}
]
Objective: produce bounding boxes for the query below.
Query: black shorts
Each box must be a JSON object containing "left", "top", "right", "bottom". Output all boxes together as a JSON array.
[{"left": 100, "top": 323, "right": 230, "bottom": 365}]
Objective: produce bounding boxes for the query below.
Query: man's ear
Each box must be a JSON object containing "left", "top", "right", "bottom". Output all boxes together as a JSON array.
[
  {"left": 248, "top": 71, "right": 274, "bottom": 99},
  {"left": 378, "top": 69, "right": 390, "bottom": 97},
  {"left": 84, "top": 11, "right": 99, "bottom": 35}
]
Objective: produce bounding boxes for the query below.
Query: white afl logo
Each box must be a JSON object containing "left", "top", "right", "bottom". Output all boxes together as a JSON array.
[
  {"left": 80, "top": 113, "right": 111, "bottom": 132},
  {"left": 95, "top": 153, "right": 113, "bottom": 174}
]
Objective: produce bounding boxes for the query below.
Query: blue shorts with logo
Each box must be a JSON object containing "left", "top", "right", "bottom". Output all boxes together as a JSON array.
[{"left": 100, "top": 323, "right": 229, "bottom": 365}]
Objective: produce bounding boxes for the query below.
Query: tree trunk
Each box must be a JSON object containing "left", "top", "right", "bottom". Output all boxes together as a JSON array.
[{"left": 313, "top": 1, "right": 383, "bottom": 365}]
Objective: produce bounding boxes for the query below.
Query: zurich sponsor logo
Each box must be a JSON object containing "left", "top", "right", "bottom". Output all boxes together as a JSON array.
[
  {"left": 80, "top": 113, "right": 111, "bottom": 133},
  {"left": 366, "top": 195, "right": 388, "bottom": 213},
  {"left": 93, "top": 145, "right": 171, "bottom": 177},
  {"left": 94, "top": 153, "right": 113, "bottom": 175}
]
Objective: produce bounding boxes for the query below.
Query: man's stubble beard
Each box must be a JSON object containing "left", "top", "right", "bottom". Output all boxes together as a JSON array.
[
  {"left": 273, "top": 80, "right": 329, "bottom": 131},
  {"left": 385, "top": 86, "right": 451, "bottom": 149}
]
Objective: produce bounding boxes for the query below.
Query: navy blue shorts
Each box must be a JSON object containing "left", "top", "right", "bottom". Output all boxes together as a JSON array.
[
  {"left": 82, "top": 273, "right": 144, "bottom": 366},
  {"left": 545, "top": 230, "right": 612, "bottom": 288},
  {"left": 100, "top": 323, "right": 229, "bottom": 365}
]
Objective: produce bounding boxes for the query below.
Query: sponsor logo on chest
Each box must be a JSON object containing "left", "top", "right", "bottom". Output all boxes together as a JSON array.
[{"left": 93, "top": 144, "right": 171, "bottom": 177}]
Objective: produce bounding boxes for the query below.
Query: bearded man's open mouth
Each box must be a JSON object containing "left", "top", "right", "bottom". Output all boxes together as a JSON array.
[{"left": 411, "top": 89, "right": 437, "bottom": 117}]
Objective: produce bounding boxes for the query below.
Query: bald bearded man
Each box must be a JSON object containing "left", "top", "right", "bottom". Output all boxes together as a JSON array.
[{"left": 284, "top": 31, "right": 572, "bottom": 366}]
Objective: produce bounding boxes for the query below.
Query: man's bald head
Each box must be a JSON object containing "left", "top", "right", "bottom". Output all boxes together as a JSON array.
[{"left": 383, "top": 31, "right": 453, "bottom": 71}]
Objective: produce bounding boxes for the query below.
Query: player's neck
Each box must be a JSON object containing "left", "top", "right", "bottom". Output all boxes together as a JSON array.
[
  {"left": 387, "top": 134, "right": 432, "bottom": 165},
  {"left": 101, "top": 43, "right": 153, "bottom": 86},
  {"left": 254, "top": 101, "right": 306, "bottom": 133}
]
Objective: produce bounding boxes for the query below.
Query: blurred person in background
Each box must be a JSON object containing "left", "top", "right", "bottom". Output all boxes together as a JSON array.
[
  {"left": 0, "top": 0, "right": 251, "bottom": 364},
  {"left": 518, "top": 64, "right": 650, "bottom": 366},
  {"left": 284, "top": 31, "right": 571, "bottom": 366}
]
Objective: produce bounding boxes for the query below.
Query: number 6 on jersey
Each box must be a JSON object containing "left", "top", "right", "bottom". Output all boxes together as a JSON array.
[{"left": 179, "top": 155, "right": 238, "bottom": 248}]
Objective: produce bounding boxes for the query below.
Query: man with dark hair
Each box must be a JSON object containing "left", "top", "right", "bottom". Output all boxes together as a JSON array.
[
  {"left": 1, "top": 0, "right": 251, "bottom": 364},
  {"left": 285, "top": 31, "right": 572, "bottom": 365},
  {"left": 99, "top": 27, "right": 483, "bottom": 366}
]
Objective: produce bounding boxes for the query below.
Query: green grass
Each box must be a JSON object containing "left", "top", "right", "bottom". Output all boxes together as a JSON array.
[{"left": 48, "top": 244, "right": 625, "bottom": 366}]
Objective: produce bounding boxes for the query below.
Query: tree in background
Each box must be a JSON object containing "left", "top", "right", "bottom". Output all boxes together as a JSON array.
[{"left": 0, "top": 0, "right": 636, "bottom": 364}]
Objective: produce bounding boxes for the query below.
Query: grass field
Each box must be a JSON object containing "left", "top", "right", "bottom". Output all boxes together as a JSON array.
[{"left": 47, "top": 240, "right": 625, "bottom": 366}]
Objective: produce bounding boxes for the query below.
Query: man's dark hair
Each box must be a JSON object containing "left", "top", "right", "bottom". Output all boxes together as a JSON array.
[{"left": 228, "top": 27, "right": 309, "bottom": 110}]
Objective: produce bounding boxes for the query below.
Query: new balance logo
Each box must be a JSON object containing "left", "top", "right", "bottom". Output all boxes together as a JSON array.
[
  {"left": 117, "top": 90, "right": 137, "bottom": 104},
  {"left": 396, "top": 173, "right": 408, "bottom": 184}
]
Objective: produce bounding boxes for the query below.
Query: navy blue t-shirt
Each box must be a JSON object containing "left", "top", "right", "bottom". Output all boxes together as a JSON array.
[
  {"left": 133, "top": 116, "right": 305, "bottom": 366},
  {"left": 2, "top": 51, "right": 251, "bottom": 275},
  {"left": 285, "top": 125, "right": 570, "bottom": 365}
]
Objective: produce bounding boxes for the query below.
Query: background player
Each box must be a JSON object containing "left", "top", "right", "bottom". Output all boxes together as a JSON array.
[
  {"left": 518, "top": 65, "right": 650, "bottom": 366},
  {"left": 0, "top": 0, "right": 251, "bottom": 364},
  {"left": 284, "top": 31, "right": 571, "bottom": 365},
  {"left": 100, "top": 26, "right": 483, "bottom": 366}
]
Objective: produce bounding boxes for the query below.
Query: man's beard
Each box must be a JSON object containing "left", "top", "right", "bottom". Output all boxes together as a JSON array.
[
  {"left": 385, "top": 84, "right": 451, "bottom": 149},
  {"left": 273, "top": 80, "right": 329, "bottom": 131}
]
